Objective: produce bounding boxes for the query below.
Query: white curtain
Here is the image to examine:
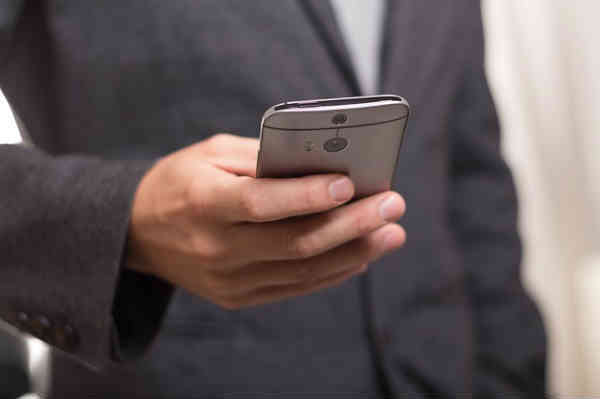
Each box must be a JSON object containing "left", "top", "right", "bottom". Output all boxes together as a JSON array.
[{"left": 484, "top": 0, "right": 600, "bottom": 396}]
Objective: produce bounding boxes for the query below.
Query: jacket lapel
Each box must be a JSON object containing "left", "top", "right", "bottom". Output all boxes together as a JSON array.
[{"left": 297, "top": 0, "right": 362, "bottom": 96}]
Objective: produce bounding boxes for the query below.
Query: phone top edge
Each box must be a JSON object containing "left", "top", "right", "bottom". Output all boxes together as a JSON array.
[
  {"left": 260, "top": 95, "right": 409, "bottom": 131},
  {"left": 262, "top": 94, "right": 408, "bottom": 121},
  {"left": 275, "top": 94, "right": 406, "bottom": 109}
]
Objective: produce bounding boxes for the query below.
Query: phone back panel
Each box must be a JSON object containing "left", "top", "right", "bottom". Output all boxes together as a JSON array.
[{"left": 257, "top": 97, "right": 409, "bottom": 198}]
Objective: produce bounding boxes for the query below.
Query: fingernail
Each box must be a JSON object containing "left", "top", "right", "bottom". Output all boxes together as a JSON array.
[
  {"left": 379, "top": 194, "right": 404, "bottom": 221},
  {"left": 329, "top": 177, "right": 354, "bottom": 202}
]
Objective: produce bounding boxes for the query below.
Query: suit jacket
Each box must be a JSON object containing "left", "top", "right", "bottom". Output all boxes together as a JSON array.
[{"left": 0, "top": 1, "right": 547, "bottom": 397}]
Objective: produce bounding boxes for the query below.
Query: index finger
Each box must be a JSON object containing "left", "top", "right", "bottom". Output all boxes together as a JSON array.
[{"left": 204, "top": 133, "right": 259, "bottom": 160}]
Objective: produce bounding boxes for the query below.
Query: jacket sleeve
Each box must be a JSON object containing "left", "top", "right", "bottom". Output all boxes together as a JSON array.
[
  {"left": 448, "top": 4, "right": 547, "bottom": 397},
  {"left": 0, "top": 1, "right": 173, "bottom": 370}
]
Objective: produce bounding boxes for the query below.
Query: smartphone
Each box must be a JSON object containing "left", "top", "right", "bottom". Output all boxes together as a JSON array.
[{"left": 256, "top": 95, "right": 410, "bottom": 198}]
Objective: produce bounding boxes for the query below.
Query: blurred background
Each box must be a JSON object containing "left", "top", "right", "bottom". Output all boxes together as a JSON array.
[{"left": 0, "top": 1, "right": 599, "bottom": 397}]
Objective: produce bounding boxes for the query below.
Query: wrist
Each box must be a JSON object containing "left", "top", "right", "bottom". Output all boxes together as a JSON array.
[
  {"left": 125, "top": 167, "right": 160, "bottom": 277},
  {"left": 124, "top": 231, "right": 157, "bottom": 276}
]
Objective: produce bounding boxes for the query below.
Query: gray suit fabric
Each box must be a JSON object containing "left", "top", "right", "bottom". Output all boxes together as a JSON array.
[{"left": 0, "top": 1, "right": 546, "bottom": 397}]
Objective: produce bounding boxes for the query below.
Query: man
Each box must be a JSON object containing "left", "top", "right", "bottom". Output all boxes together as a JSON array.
[{"left": 0, "top": 1, "right": 546, "bottom": 397}]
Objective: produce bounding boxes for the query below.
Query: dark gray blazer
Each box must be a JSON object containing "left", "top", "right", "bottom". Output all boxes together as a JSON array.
[{"left": 0, "top": 1, "right": 546, "bottom": 397}]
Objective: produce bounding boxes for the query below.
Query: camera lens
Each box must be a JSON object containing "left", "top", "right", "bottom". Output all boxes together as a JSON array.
[
  {"left": 332, "top": 113, "right": 347, "bottom": 125},
  {"left": 323, "top": 137, "right": 348, "bottom": 152}
]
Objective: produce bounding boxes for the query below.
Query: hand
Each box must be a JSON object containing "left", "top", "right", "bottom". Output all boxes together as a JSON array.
[{"left": 126, "top": 133, "right": 406, "bottom": 309}]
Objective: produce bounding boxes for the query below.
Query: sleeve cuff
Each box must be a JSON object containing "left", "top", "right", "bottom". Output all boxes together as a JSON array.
[{"left": 110, "top": 267, "right": 174, "bottom": 362}]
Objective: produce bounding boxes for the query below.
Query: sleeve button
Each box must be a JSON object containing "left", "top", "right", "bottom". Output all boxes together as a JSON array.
[
  {"left": 17, "top": 312, "right": 29, "bottom": 324},
  {"left": 55, "top": 324, "right": 80, "bottom": 351},
  {"left": 38, "top": 316, "right": 50, "bottom": 328},
  {"left": 30, "top": 315, "right": 52, "bottom": 339}
]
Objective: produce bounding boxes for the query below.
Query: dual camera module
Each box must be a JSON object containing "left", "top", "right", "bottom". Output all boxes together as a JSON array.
[{"left": 323, "top": 113, "right": 348, "bottom": 152}]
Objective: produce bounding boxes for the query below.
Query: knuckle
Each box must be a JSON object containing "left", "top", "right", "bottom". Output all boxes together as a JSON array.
[
  {"left": 184, "top": 177, "right": 216, "bottom": 216},
  {"left": 184, "top": 178, "right": 202, "bottom": 207},
  {"left": 191, "top": 237, "right": 229, "bottom": 265},
  {"left": 300, "top": 182, "right": 323, "bottom": 210},
  {"left": 204, "top": 133, "right": 233, "bottom": 155},
  {"left": 239, "top": 186, "right": 267, "bottom": 221},
  {"left": 351, "top": 210, "right": 377, "bottom": 236},
  {"left": 209, "top": 133, "right": 232, "bottom": 146},
  {"left": 288, "top": 235, "right": 318, "bottom": 259}
]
